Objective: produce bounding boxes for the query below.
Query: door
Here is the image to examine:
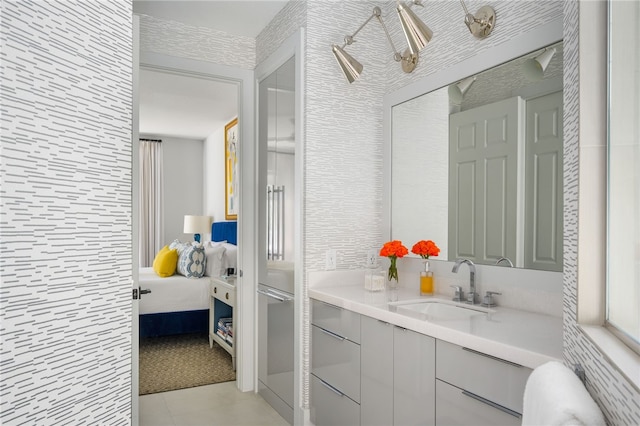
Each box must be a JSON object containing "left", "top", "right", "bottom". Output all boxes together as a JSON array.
[
  {"left": 131, "top": 15, "right": 140, "bottom": 425},
  {"left": 524, "top": 91, "right": 563, "bottom": 271},
  {"left": 449, "top": 97, "right": 523, "bottom": 264}
]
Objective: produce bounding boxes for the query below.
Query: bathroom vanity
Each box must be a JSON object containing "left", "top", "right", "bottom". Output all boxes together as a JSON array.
[{"left": 309, "top": 278, "right": 562, "bottom": 426}]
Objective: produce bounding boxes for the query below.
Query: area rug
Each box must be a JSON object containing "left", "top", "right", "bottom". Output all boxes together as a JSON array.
[{"left": 139, "top": 333, "right": 235, "bottom": 395}]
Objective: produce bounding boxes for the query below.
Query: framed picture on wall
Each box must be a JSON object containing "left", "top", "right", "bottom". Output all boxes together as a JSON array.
[{"left": 225, "top": 117, "right": 239, "bottom": 220}]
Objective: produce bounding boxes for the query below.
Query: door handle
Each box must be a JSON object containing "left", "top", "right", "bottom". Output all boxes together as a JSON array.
[{"left": 133, "top": 287, "right": 152, "bottom": 299}]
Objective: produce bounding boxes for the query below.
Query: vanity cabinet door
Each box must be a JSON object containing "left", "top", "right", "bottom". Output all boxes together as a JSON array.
[
  {"left": 394, "top": 327, "right": 436, "bottom": 426},
  {"left": 436, "top": 340, "right": 531, "bottom": 414},
  {"left": 311, "top": 299, "right": 361, "bottom": 344},
  {"left": 361, "top": 316, "right": 393, "bottom": 426},
  {"left": 311, "top": 324, "right": 361, "bottom": 402},
  {"left": 436, "top": 379, "right": 521, "bottom": 426},
  {"left": 311, "top": 374, "right": 360, "bottom": 426}
]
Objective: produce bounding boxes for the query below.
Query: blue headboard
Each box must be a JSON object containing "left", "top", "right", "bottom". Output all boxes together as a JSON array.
[{"left": 211, "top": 221, "right": 237, "bottom": 245}]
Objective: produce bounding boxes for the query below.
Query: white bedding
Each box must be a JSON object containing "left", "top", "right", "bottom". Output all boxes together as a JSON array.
[{"left": 138, "top": 267, "right": 210, "bottom": 315}]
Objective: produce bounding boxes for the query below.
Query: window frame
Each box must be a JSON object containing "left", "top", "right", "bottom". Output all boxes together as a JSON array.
[
  {"left": 604, "top": 0, "right": 640, "bottom": 357},
  {"left": 576, "top": 0, "right": 640, "bottom": 391}
]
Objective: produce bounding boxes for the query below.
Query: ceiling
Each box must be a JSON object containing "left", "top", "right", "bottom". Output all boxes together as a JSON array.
[{"left": 135, "top": 0, "right": 289, "bottom": 140}]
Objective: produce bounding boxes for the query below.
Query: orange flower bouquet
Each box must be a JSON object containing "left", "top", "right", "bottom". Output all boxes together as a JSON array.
[
  {"left": 411, "top": 240, "right": 440, "bottom": 259},
  {"left": 380, "top": 240, "right": 408, "bottom": 283}
]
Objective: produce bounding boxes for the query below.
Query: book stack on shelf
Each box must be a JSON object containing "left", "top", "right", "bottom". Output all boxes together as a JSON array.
[{"left": 216, "top": 317, "right": 233, "bottom": 346}]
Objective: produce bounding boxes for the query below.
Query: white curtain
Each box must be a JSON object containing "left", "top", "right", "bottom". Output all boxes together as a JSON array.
[{"left": 139, "top": 140, "right": 163, "bottom": 267}]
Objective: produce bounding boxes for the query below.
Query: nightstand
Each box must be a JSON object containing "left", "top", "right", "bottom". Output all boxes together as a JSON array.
[{"left": 209, "top": 276, "right": 236, "bottom": 370}]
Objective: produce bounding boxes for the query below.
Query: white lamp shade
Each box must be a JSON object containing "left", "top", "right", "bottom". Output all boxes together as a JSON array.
[
  {"left": 448, "top": 76, "right": 476, "bottom": 104},
  {"left": 523, "top": 48, "right": 556, "bottom": 81},
  {"left": 183, "top": 215, "right": 211, "bottom": 234}
]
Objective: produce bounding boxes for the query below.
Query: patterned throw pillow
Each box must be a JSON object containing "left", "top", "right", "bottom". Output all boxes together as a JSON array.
[
  {"left": 176, "top": 243, "right": 206, "bottom": 278},
  {"left": 169, "top": 239, "right": 190, "bottom": 257}
]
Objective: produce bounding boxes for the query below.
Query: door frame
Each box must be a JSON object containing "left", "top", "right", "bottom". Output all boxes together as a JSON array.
[{"left": 135, "top": 52, "right": 256, "bottom": 393}]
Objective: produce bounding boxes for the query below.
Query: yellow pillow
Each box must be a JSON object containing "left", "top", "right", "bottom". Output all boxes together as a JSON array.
[
  {"left": 152, "top": 245, "right": 168, "bottom": 270},
  {"left": 153, "top": 245, "right": 178, "bottom": 277}
]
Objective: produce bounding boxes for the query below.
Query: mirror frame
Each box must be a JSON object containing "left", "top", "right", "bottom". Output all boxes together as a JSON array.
[{"left": 382, "top": 18, "right": 563, "bottom": 267}]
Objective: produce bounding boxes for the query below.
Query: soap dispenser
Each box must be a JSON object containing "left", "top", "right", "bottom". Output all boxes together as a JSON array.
[{"left": 420, "top": 260, "right": 434, "bottom": 295}]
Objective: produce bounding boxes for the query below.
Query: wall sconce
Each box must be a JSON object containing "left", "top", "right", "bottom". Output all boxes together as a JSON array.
[
  {"left": 458, "top": 0, "right": 496, "bottom": 38},
  {"left": 523, "top": 47, "right": 556, "bottom": 81},
  {"left": 332, "top": 1, "right": 433, "bottom": 83},
  {"left": 448, "top": 76, "right": 476, "bottom": 103},
  {"left": 184, "top": 215, "right": 211, "bottom": 243}
]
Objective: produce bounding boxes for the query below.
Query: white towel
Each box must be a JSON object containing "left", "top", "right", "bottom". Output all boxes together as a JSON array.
[{"left": 522, "top": 361, "right": 605, "bottom": 426}]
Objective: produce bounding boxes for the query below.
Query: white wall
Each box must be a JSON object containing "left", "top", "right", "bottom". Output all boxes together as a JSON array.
[{"left": 203, "top": 125, "right": 227, "bottom": 227}]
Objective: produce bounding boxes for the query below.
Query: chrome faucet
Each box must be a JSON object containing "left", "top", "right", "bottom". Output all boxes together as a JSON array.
[
  {"left": 452, "top": 258, "right": 477, "bottom": 304},
  {"left": 495, "top": 257, "right": 514, "bottom": 267}
]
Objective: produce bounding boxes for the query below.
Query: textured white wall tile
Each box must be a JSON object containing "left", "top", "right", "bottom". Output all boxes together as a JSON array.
[
  {"left": 139, "top": 14, "right": 255, "bottom": 69},
  {"left": 0, "top": 0, "right": 133, "bottom": 424},
  {"left": 256, "top": 0, "right": 306, "bottom": 65},
  {"left": 561, "top": 1, "right": 640, "bottom": 424}
]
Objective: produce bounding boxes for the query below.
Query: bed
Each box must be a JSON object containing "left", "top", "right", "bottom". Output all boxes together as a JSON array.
[{"left": 139, "top": 221, "right": 237, "bottom": 337}]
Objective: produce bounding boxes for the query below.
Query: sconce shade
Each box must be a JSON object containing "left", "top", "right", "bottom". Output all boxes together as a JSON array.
[
  {"left": 523, "top": 47, "right": 556, "bottom": 81},
  {"left": 397, "top": 2, "right": 433, "bottom": 55},
  {"left": 184, "top": 215, "right": 211, "bottom": 242},
  {"left": 449, "top": 76, "right": 476, "bottom": 103},
  {"left": 332, "top": 44, "right": 363, "bottom": 83}
]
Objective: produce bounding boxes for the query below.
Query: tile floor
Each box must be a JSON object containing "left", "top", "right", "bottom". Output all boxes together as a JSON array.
[{"left": 139, "top": 381, "right": 289, "bottom": 426}]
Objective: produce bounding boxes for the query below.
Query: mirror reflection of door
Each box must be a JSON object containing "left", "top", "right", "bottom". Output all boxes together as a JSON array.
[{"left": 391, "top": 41, "right": 563, "bottom": 271}]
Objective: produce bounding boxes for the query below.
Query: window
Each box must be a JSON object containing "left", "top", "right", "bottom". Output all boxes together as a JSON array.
[{"left": 607, "top": 0, "right": 640, "bottom": 354}]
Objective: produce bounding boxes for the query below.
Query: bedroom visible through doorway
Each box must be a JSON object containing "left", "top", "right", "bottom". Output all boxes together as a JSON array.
[{"left": 137, "top": 66, "right": 240, "bottom": 393}]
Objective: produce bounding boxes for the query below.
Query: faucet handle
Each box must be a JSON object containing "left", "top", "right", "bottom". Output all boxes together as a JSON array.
[
  {"left": 450, "top": 285, "right": 464, "bottom": 302},
  {"left": 482, "top": 291, "right": 502, "bottom": 307}
]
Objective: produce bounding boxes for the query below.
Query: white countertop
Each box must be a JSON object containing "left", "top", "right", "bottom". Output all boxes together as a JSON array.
[{"left": 309, "top": 284, "right": 563, "bottom": 370}]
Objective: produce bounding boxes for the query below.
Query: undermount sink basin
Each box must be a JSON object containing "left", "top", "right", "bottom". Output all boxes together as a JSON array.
[{"left": 389, "top": 299, "right": 493, "bottom": 321}]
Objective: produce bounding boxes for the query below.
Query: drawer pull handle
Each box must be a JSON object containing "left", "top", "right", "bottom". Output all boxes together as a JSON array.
[
  {"left": 319, "top": 327, "right": 346, "bottom": 341},
  {"left": 462, "top": 347, "right": 523, "bottom": 368},
  {"left": 377, "top": 320, "right": 391, "bottom": 326},
  {"left": 317, "top": 300, "right": 342, "bottom": 311},
  {"left": 214, "top": 287, "right": 217, "bottom": 294},
  {"left": 257, "top": 288, "right": 294, "bottom": 302},
  {"left": 461, "top": 390, "right": 522, "bottom": 419},
  {"left": 319, "top": 378, "right": 345, "bottom": 397},
  {"left": 225, "top": 292, "right": 229, "bottom": 300}
]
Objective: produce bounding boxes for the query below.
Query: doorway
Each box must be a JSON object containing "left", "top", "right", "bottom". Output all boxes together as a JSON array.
[{"left": 133, "top": 54, "right": 257, "bottom": 400}]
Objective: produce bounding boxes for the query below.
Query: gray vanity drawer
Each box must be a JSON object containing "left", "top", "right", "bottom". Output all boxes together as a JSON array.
[
  {"left": 311, "top": 299, "right": 360, "bottom": 344},
  {"left": 310, "top": 374, "right": 360, "bottom": 426},
  {"left": 436, "top": 340, "right": 531, "bottom": 414},
  {"left": 435, "top": 379, "right": 521, "bottom": 426},
  {"left": 311, "top": 324, "right": 361, "bottom": 402}
]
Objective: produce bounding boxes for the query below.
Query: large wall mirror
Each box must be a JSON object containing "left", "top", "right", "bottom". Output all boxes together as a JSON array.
[{"left": 389, "top": 40, "right": 563, "bottom": 272}]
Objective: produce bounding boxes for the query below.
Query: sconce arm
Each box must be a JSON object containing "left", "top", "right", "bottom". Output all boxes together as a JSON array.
[
  {"left": 374, "top": 10, "right": 403, "bottom": 62},
  {"left": 341, "top": 8, "right": 379, "bottom": 47}
]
